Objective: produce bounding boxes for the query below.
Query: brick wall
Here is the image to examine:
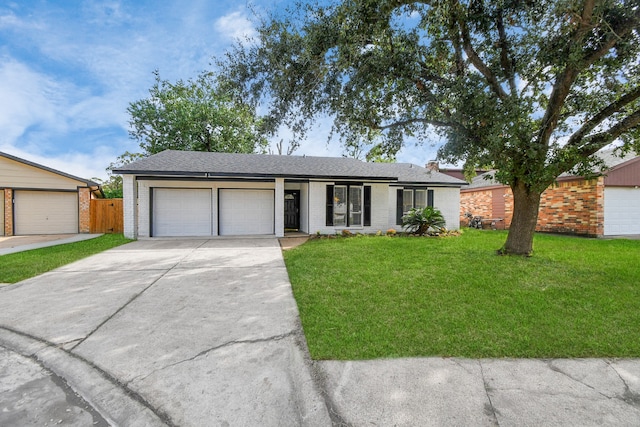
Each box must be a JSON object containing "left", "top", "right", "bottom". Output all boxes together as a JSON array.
[
  {"left": 4, "top": 189, "right": 13, "bottom": 236},
  {"left": 461, "top": 177, "right": 604, "bottom": 236},
  {"left": 536, "top": 178, "right": 603, "bottom": 236},
  {"left": 78, "top": 187, "right": 91, "bottom": 233},
  {"left": 460, "top": 189, "right": 494, "bottom": 225}
]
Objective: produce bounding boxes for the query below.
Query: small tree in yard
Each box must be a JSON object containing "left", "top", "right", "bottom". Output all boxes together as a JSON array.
[
  {"left": 220, "top": 0, "right": 640, "bottom": 256},
  {"left": 402, "top": 207, "right": 447, "bottom": 235}
]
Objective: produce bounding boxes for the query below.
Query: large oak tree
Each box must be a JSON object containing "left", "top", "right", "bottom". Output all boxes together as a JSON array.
[{"left": 221, "top": 0, "right": 640, "bottom": 255}]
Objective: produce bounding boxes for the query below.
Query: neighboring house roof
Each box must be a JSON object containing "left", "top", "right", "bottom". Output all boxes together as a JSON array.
[
  {"left": 0, "top": 150, "right": 100, "bottom": 187},
  {"left": 464, "top": 149, "right": 640, "bottom": 190},
  {"left": 367, "top": 162, "right": 467, "bottom": 185},
  {"left": 114, "top": 150, "right": 467, "bottom": 186}
]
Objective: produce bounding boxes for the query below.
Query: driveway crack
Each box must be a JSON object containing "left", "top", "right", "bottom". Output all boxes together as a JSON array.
[
  {"left": 479, "top": 360, "right": 501, "bottom": 426},
  {"left": 606, "top": 360, "right": 640, "bottom": 409},
  {"left": 547, "top": 360, "right": 615, "bottom": 401},
  {"left": 68, "top": 245, "right": 205, "bottom": 352},
  {"left": 128, "top": 331, "right": 297, "bottom": 386},
  {"left": 67, "top": 269, "right": 174, "bottom": 352}
]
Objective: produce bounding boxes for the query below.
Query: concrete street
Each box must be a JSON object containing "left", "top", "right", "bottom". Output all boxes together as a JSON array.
[{"left": 1, "top": 237, "right": 639, "bottom": 426}]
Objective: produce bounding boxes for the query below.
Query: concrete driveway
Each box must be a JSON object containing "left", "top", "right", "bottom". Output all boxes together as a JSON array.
[
  {"left": 0, "top": 238, "right": 330, "bottom": 426},
  {"left": 2, "top": 237, "right": 640, "bottom": 426}
]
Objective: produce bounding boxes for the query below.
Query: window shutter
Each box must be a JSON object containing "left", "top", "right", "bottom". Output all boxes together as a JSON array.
[
  {"left": 396, "top": 189, "right": 403, "bottom": 225},
  {"left": 364, "top": 186, "right": 371, "bottom": 226},
  {"left": 427, "top": 189, "right": 434, "bottom": 207},
  {"left": 326, "top": 185, "right": 334, "bottom": 226}
]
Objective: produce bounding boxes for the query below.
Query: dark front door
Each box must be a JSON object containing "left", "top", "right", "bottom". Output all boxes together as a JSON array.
[{"left": 284, "top": 190, "right": 300, "bottom": 230}]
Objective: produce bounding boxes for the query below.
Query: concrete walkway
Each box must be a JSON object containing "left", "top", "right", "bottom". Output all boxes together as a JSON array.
[
  {"left": 1, "top": 238, "right": 639, "bottom": 426},
  {"left": 0, "top": 234, "right": 103, "bottom": 255}
]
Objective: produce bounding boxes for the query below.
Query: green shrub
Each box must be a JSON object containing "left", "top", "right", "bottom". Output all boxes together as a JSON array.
[{"left": 401, "top": 206, "right": 446, "bottom": 235}]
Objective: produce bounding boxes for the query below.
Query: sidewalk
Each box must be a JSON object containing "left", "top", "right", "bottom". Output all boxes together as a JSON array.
[{"left": 0, "top": 234, "right": 103, "bottom": 256}]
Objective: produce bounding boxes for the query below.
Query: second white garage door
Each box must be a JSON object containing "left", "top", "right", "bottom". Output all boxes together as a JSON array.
[
  {"left": 14, "top": 191, "right": 78, "bottom": 235},
  {"left": 153, "top": 188, "right": 212, "bottom": 237},
  {"left": 604, "top": 187, "right": 640, "bottom": 235},
  {"left": 219, "top": 189, "right": 274, "bottom": 235}
]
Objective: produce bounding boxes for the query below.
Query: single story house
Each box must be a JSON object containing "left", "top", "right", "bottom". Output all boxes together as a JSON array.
[
  {"left": 114, "top": 150, "right": 467, "bottom": 239},
  {"left": 1, "top": 151, "right": 102, "bottom": 236},
  {"left": 460, "top": 150, "right": 640, "bottom": 236}
]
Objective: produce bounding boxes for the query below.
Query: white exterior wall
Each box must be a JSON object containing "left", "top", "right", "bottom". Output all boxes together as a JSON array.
[
  {"left": 136, "top": 179, "right": 276, "bottom": 237},
  {"left": 275, "top": 178, "right": 284, "bottom": 237},
  {"left": 123, "top": 174, "right": 138, "bottom": 239},
  {"left": 433, "top": 187, "right": 461, "bottom": 230},
  {"left": 308, "top": 181, "right": 390, "bottom": 235},
  {"left": 388, "top": 186, "right": 461, "bottom": 231}
]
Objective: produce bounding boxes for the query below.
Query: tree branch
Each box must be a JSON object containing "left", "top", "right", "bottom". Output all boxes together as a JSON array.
[
  {"left": 374, "top": 117, "right": 466, "bottom": 132},
  {"left": 457, "top": 8, "right": 508, "bottom": 100},
  {"left": 496, "top": 8, "right": 517, "bottom": 95},
  {"left": 567, "top": 86, "right": 640, "bottom": 147},
  {"left": 578, "top": 108, "right": 640, "bottom": 155},
  {"left": 537, "top": 0, "right": 637, "bottom": 148}
]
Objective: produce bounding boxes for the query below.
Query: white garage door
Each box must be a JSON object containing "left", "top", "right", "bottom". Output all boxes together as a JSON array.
[
  {"left": 604, "top": 187, "right": 640, "bottom": 235},
  {"left": 14, "top": 191, "right": 78, "bottom": 235},
  {"left": 219, "top": 189, "right": 274, "bottom": 235},
  {"left": 153, "top": 188, "right": 212, "bottom": 237}
]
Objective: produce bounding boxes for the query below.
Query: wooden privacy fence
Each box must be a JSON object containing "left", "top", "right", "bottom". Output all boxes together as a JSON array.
[{"left": 90, "top": 198, "right": 123, "bottom": 233}]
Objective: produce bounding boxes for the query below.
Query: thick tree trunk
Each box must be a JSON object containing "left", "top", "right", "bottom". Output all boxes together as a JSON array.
[{"left": 501, "top": 180, "right": 542, "bottom": 256}]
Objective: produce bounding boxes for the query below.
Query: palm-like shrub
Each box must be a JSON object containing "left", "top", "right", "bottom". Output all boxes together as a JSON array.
[{"left": 402, "top": 207, "right": 446, "bottom": 235}]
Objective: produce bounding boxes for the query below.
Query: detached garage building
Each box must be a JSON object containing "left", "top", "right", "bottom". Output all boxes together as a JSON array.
[
  {"left": 115, "top": 150, "right": 466, "bottom": 239},
  {"left": 460, "top": 150, "right": 640, "bottom": 237},
  {"left": 1, "top": 151, "right": 101, "bottom": 236}
]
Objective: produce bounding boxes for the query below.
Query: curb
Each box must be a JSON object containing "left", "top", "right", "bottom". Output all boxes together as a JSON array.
[{"left": 0, "top": 327, "right": 171, "bottom": 427}]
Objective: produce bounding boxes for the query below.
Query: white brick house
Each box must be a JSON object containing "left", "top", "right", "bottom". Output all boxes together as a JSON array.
[{"left": 115, "top": 150, "right": 466, "bottom": 239}]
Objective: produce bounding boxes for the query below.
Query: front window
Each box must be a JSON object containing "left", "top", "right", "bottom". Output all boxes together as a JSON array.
[
  {"left": 415, "top": 189, "right": 427, "bottom": 209},
  {"left": 403, "top": 189, "right": 413, "bottom": 215},
  {"left": 333, "top": 185, "right": 363, "bottom": 227},
  {"left": 333, "top": 186, "right": 348, "bottom": 226},
  {"left": 349, "top": 186, "right": 362, "bottom": 226}
]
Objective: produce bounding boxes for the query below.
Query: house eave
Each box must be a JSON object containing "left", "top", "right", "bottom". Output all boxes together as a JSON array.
[{"left": 118, "top": 170, "right": 397, "bottom": 182}]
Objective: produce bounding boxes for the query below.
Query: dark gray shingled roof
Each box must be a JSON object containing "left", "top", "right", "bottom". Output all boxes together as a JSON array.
[
  {"left": 114, "top": 150, "right": 467, "bottom": 186},
  {"left": 465, "top": 149, "right": 640, "bottom": 189}
]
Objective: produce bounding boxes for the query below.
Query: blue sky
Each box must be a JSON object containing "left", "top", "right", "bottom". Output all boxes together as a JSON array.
[{"left": 0, "top": 0, "right": 444, "bottom": 181}]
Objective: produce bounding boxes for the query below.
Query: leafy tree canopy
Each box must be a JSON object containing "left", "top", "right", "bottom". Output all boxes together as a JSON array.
[
  {"left": 94, "top": 152, "right": 145, "bottom": 198},
  {"left": 128, "top": 70, "right": 268, "bottom": 155},
  {"left": 220, "top": 0, "right": 640, "bottom": 255}
]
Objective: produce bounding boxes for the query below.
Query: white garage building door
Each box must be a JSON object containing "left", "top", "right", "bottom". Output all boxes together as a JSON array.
[
  {"left": 219, "top": 189, "right": 274, "bottom": 236},
  {"left": 153, "top": 188, "right": 212, "bottom": 237},
  {"left": 604, "top": 187, "right": 640, "bottom": 235},
  {"left": 14, "top": 191, "right": 78, "bottom": 235}
]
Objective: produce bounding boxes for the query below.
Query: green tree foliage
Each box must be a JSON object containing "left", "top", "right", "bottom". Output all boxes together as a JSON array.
[
  {"left": 93, "top": 152, "right": 145, "bottom": 198},
  {"left": 220, "top": 0, "right": 640, "bottom": 255},
  {"left": 128, "top": 71, "right": 268, "bottom": 155}
]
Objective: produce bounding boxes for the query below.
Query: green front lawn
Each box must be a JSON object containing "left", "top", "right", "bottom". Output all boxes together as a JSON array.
[
  {"left": 0, "top": 234, "right": 132, "bottom": 284},
  {"left": 284, "top": 230, "right": 640, "bottom": 359}
]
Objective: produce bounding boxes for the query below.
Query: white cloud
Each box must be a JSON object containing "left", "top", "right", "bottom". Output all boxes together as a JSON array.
[
  {"left": 0, "top": 59, "right": 68, "bottom": 145},
  {"left": 214, "top": 10, "right": 257, "bottom": 42}
]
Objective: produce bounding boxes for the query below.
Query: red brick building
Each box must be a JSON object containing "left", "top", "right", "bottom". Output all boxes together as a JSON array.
[{"left": 460, "top": 151, "right": 640, "bottom": 237}]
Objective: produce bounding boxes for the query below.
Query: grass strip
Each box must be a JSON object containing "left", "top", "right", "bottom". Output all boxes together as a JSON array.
[{"left": 0, "top": 234, "right": 132, "bottom": 284}]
